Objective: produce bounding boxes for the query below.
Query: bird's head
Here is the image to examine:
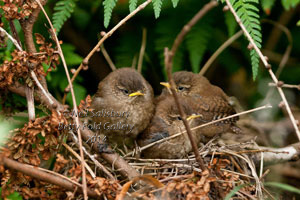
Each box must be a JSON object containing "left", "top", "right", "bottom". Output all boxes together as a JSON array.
[
  {"left": 160, "top": 71, "right": 195, "bottom": 96},
  {"left": 110, "top": 68, "right": 152, "bottom": 103}
]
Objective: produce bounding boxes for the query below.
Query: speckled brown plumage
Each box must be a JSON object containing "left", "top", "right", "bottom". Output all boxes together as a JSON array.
[
  {"left": 138, "top": 96, "right": 203, "bottom": 159},
  {"left": 138, "top": 94, "right": 240, "bottom": 159},
  {"left": 160, "top": 71, "right": 240, "bottom": 133},
  {"left": 91, "top": 68, "right": 154, "bottom": 147}
]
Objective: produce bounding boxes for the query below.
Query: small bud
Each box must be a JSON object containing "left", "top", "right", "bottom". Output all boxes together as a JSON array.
[
  {"left": 64, "top": 87, "right": 70, "bottom": 93},
  {"left": 247, "top": 43, "right": 254, "bottom": 50},
  {"left": 265, "top": 64, "right": 271, "bottom": 69},
  {"left": 278, "top": 101, "right": 285, "bottom": 108},
  {"left": 70, "top": 68, "right": 76, "bottom": 74},
  {"left": 223, "top": 6, "right": 229, "bottom": 11},
  {"left": 277, "top": 81, "right": 284, "bottom": 87},
  {"left": 83, "top": 65, "right": 89, "bottom": 71},
  {"left": 83, "top": 59, "right": 89, "bottom": 66},
  {"left": 100, "top": 31, "right": 106, "bottom": 37},
  {"left": 264, "top": 56, "right": 269, "bottom": 61}
]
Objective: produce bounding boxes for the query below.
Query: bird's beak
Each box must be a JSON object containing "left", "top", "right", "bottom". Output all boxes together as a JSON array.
[
  {"left": 129, "top": 91, "right": 144, "bottom": 97},
  {"left": 187, "top": 114, "right": 203, "bottom": 121},
  {"left": 160, "top": 82, "right": 171, "bottom": 89}
]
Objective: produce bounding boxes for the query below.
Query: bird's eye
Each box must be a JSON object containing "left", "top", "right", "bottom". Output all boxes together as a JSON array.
[
  {"left": 177, "top": 116, "right": 182, "bottom": 120},
  {"left": 121, "top": 89, "right": 129, "bottom": 95},
  {"left": 178, "top": 86, "right": 185, "bottom": 91}
]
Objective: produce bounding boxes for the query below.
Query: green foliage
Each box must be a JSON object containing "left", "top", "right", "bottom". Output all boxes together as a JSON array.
[
  {"left": 264, "top": 182, "right": 300, "bottom": 195},
  {"left": 224, "top": 184, "right": 246, "bottom": 200},
  {"left": 61, "top": 44, "right": 83, "bottom": 66},
  {"left": 153, "top": 0, "right": 163, "bottom": 18},
  {"left": 171, "top": 0, "right": 180, "bottom": 8},
  {"left": 229, "top": 0, "right": 262, "bottom": 80},
  {"left": 186, "top": 22, "right": 212, "bottom": 73},
  {"left": 261, "top": 0, "right": 276, "bottom": 13},
  {"left": 129, "top": 0, "right": 138, "bottom": 13},
  {"left": 52, "top": 0, "right": 76, "bottom": 34},
  {"left": 0, "top": 188, "right": 23, "bottom": 200},
  {"left": 297, "top": 20, "right": 300, "bottom": 26},
  {"left": 225, "top": 11, "right": 237, "bottom": 36},
  {"left": 281, "top": 0, "right": 300, "bottom": 10},
  {"left": 103, "top": 0, "right": 118, "bottom": 28}
]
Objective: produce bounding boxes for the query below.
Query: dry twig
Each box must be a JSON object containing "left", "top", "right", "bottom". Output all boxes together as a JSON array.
[
  {"left": 0, "top": 156, "right": 99, "bottom": 198},
  {"left": 200, "top": 30, "right": 243, "bottom": 75},
  {"left": 137, "top": 28, "right": 147, "bottom": 73},
  {"left": 34, "top": 0, "right": 88, "bottom": 198}
]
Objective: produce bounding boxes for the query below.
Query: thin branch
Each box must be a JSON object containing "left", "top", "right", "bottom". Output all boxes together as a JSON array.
[
  {"left": 161, "top": 1, "right": 218, "bottom": 171},
  {"left": 66, "top": 0, "right": 152, "bottom": 90},
  {"left": 78, "top": 121, "right": 140, "bottom": 179},
  {"left": 34, "top": 0, "right": 88, "bottom": 199},
  {"left": 30, "top": 71, "right": 54, "bottom": 105},
  {"left": 0, "top": 26, "right": 36, "bottom": 120},
  {"left": 224, "top": 0, "right": 300, "bottom": 141},
  {"left": 268, "top": 83, "right": 300, "bottom": 90},
  {"left": 164, "top": 48, "right": 206, "bottom": 171},
  {"left": 63, "top": 143, "right": 96, "bottom": 179},
  {"left": 0, "top": 28, "right": 53, "bottom": 106},
  {"left": 137, "top": 28, "right": 147, "bottom": 73},
  {"left": 0, "top": 156, "right": 99, "bottom": 198},
  {"left": 261, "top": 19, "right": 293, "bottom": 78},
  {"left": 101, "top": 43, "right": 116, "bottom": 71},
  {"left": 200, "top": 30, "right": 243, "bottom": 75},
  {"left": 170, "top": 1, "right": 218, "bottom": 59},
  {"left": 69, "top": 131, "right": 118, "bottom": 182},
  {"left": 125, "top": 104, "right": 272, "bottom": 156}
]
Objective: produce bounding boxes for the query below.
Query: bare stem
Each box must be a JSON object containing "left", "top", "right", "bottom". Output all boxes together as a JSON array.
[
  {"left": 137, "top": 28, "right": 147, "bottom": 73},
  {"left": 0, "top": 156, "right": 99, "bottom": 198},
  {"left": 225, "top": 0, "right": 300, "bottom": 141},
  {"left": 34, "top": 0, "right": 88, "bottom": 198},
  {"left": 66, "top": 0, "right": 152, "bottom": 90},
  {"left": 200, "top": 30, "right": 243, "bottom": 75},
  {"left": 124, "top": 104, "right": 272, "bottom": 156},
  {"left": 101, "top": 43, "right": 116, "bottom": 71},
  {"left": 170, "top": 1, "right": 218, "bottom": 58}
]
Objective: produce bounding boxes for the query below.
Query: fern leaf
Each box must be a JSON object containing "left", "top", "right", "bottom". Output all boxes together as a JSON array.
[
  {"left": 52, "top": 0, "right": 76, "bottom": 34},
  {"left": 281, "top": 0, "right": 300, "bottom": 10},
  {"left": 153, "top": 0, "right": 163, "bottom": 18},
  {"left": 225, "top": 12, "right": 237, "bottom": 36},
  {"left": 186, "top": 22, "right": 212, "bottom": 73},
  {"left": 103, "top": 0, "right": 118, "bottom": 28},
  {"left": 129, "top": 0, "right": 138, "bottom": 13},
  {"left": 171, "top": 0, "right": 180, "bottom": 8},
  {"left": 230, "top": 0, "right": 262, "bottom": 80}
]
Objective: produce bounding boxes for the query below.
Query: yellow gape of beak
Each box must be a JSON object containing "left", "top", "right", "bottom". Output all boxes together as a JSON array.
[
  {"left": 129, "top": 91, "right": 144, "bottom": 97},
  {"left": 160, "top": 82, "right": 171, "bottom": 89},
  {"left": 187, "top": 114, "right": 203, "bottom": 121}
]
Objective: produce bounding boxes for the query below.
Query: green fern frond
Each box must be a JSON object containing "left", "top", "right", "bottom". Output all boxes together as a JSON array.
[
  {"left": 52, "top": 0, "right": 76, "bottom": 34},
  {"left": 186, "top": 22, "right": 212, "bottom": 73},
  {"left": 281, "top": 0, "right": 300, "bottom": 10},
  {"left": 225, "top": 12, "right": 237, "bottom": 36},
  {"left": 153, "top": 0, "right": 163, "bottom": 18},
  {"left": 129, "top": 0, "right": 138, "bottom": 13},
  {"left": 171, "top": 0, "right": 180, "bottom": 8},
  {"left": 103, "top": 0, "right": 118, "bottom": 28},
  {"left": 230, "top": 0, "right": 262, "bottom": 80}
]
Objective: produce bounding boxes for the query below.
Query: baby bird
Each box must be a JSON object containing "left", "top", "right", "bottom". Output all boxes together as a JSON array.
[
  {"left": 138, "top": 96, "right": 203, "bottom": 159},
  {"left": 160, "top": 71, "right": 240, "bottom": 134},
  {"left": 91, "top": 68, "right": 155, "bottom": 148}
]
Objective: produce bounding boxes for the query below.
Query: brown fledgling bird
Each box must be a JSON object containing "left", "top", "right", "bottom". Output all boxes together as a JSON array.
[
  {"left": 91, "top": 68, "right": 155, "bottom": 148},
  {"left": 160, "top": 71, "right": 240, "bottom": 134},
  {"left": 137, "top": 96, "right": 203, "bottom": 159}
]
